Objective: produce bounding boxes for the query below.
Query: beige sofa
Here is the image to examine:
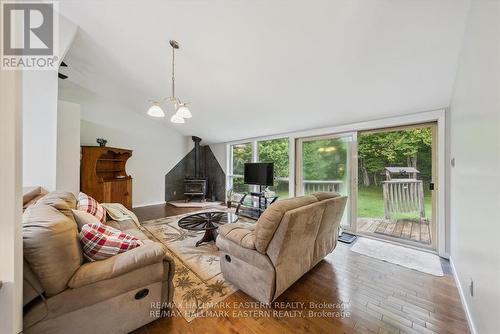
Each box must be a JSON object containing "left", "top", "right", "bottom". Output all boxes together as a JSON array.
[
  {"left": 216, "top": 192, "right": 347, "bottom": 303},
  {"left": 22, "top": 190, "right": 174, "bottom": 334}
]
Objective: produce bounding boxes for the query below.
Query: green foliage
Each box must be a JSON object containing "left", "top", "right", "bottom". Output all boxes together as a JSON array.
[
  {"left": 302, "top": 138, "right": 348, "bottom": 181},
  {"left": 258, "top": 138, "right": 289, "bottom": 177},
  {"left": 231, "top": 143, "right": 252, "bottom": 175},
  {"left": 358, "top": 128, "right": 432, "bottom": 184}
]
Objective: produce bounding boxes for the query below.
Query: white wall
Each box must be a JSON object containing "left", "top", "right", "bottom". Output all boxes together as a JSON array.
[
  {"left": 22, "top": 15, "right": 78, "bottom": 190},
  {"left": 448, "top": 0, "right": 500, "bottom": 333},
  {"left": 59, "top": 81, "right": 189, "bottom": 207},
  {"left": 56, "top": 100, "right": 81, "bottom": 195},
  {"left": 22, "top": 69, "right": 58, "bottom": 189},
  {"left": 0, "top": 67, "right": 23, "bottom": 334}
]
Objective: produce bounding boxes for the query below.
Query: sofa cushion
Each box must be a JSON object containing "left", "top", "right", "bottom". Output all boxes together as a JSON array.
[
  {"left": 266, "top": 201, "right": 326, "bottom": 299},
  {"left": 23, "top": 186, "right": 48, "bottom": 210},
  {"left": 80, "top": 223, "right": 143, "bottom": 261},
  {"left": 254, "top": 195, "right": 318, "bottom": 254},
  {"left": 72, "top": 209, "right": 101, "bottom": 231},
  {"left": 77, "top": 192, "right": 106, "bottom": 223},
  {"left": 35, "top": 191, "right": 77, "bottom": 220},
  {"left": 23, "top": 205, "right": 83, "bottom": 296},
  {"left": 218, "top": 223, "right": 256, "bottom": 250},
  {"left": 23, "top": 260, "right": 45, "bottom": 306},
  {"left": 68, "top": 241, "right": 165, "bottom": 289},
  {"left": 313, "top": 196, "right": 347, "bottom": 262},
  {"left": 311, "top": 191, "right": 341, "bottom": 201},
  {"left": 122, "top": 228, "right": 149, "bottom": 241}
]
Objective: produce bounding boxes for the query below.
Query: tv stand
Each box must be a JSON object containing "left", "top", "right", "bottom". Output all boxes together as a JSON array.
[{"left": 235, "top": 188, "right": 278, "bottom": 220}]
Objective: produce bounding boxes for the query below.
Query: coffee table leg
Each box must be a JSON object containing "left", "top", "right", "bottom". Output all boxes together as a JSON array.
[{"left": 196, "top": 229, "right": 216, "bottom": 247}]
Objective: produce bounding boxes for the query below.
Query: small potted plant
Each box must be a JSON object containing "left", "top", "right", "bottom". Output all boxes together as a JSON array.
[{"left": 96, "top": 138, "right": 107, "bottom": 147}]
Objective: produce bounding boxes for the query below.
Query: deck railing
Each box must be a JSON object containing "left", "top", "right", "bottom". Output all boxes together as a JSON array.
[
  {"left": 303, "top": 180, "right": 343, "bottom": 193},
  {"left": 382, "top": 179, "right": 425, "bottom": 219}
]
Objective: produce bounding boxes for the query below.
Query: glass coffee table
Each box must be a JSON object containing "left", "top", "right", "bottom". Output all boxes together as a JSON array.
[{"left": 177, "top": 211, "right": 239, "bottom": 247}]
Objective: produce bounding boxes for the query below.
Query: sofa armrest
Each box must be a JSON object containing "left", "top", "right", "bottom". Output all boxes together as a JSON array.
[
  {"left": 68, "top": 242, "right": 166, "bottom": 289},
  {"left": 218, "top": 223, "right": 256, "bottom": 250}
]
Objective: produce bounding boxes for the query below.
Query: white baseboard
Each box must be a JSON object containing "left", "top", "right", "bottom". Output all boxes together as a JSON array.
[
  {"left": 449, "top": 257, "right": 476, "bottom": 334},
  {"left": 132, "top": 201, "right": 166, "bottom": 209}
]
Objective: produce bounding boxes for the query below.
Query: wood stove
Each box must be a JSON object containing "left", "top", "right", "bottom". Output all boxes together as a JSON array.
[
  {"left": 184, "top": 136, "right": 208, "bottom": 201},
  {"left": 184, "top": 178, "right": 207, "bottom": 201}
]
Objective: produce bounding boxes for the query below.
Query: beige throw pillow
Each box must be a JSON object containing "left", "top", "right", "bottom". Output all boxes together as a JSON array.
[{"left": 72, "top": 209, "right": 102, "bottom": 232}]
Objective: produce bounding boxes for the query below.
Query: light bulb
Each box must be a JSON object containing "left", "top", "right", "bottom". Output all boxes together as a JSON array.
[
  {"left": 176, "top": 105, "right": 192, "bottom": 118},
  {"left": 147, "top": 103, "right": 165, "bottom": 117},
  {"left": 170, "top": 112, "right": 185, "bottom": 123}
]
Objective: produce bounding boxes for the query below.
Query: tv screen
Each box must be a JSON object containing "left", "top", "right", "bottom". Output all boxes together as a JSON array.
[{"left": 244, "top": 163, "right": 274, "bottom": 186}]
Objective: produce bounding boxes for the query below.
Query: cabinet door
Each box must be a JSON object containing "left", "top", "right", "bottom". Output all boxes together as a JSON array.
[{"left": 105, "top": 179, "right": 132, "bottom": 209}]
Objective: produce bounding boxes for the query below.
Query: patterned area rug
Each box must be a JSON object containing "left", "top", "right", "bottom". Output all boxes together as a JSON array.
[{"left": 141, "top": 209, "right": 254, "bottom": 322}]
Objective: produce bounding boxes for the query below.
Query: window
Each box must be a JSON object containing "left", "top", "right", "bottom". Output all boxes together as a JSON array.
[
  {"left": 229, "top": 143, "right": 252, "bottom": 193},
  {"left": 228, "top": 138, "right": 290, "bottom": 199},
  {"left": 257, "top": 138, "right": 290, "bottom": 198}
]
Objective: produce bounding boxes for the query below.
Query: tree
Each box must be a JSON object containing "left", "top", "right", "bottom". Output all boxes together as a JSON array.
[
  {"left": 302, "top": 138, "right": 347, "bottom": 181},
  {"left": 258, "top": 138, "right": 289, "bottom": 177},
  {"left": 232, "top": 143, "right": 252, "bottom": 175},
  {"left": 358, "top": 128, "right": 432, "bottom": 186}
]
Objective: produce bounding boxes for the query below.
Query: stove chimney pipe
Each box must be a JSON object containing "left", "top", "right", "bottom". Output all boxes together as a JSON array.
[{"left": 192, "top": 136, "right": 202, "bottom": 178}]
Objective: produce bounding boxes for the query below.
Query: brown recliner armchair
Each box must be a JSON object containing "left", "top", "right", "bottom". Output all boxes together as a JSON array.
[
  {"left": 216, "top": 192, "right": 347, "bottom": 303},
  {"left": 22, "top": 190, "right": 174, "bottom": 334}
]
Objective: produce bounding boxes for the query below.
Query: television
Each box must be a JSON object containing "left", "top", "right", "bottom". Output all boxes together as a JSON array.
[{"left": 244, "top": 163, "right": 274, "bottom": 186}]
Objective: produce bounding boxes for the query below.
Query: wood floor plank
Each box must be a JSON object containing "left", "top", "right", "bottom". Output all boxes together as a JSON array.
[
  {"left": 420, "top": 223, "right": 431, "bottom": 245},
  {"left": 385, "top": 221, "right": 396, "bottom": 235},
  {"left": 393, "top": 220, "right": 405, "bottom": 237},
  {"left": 376, "top": 221, "right": 389, "bottom": 233},
  {"left": 410, "top": 222, "right": 421, "bottom": 241},
  {"left": 401, "top": 221, "right": 413, "bottom": 239},
  {"left": 359, "top": 218, "right": 431, "bottom": 245},
  {"left": 133, "top": 205, "right": 470, "bottom": 334}
]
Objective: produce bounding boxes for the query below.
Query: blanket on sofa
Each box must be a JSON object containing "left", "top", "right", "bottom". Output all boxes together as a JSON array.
[{"left": 102, "top": 203, "right": 140, "bottom": 228}]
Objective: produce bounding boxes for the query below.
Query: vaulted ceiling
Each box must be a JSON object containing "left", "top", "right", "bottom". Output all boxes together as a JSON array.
[{"left": 59, "top": 0, "right": 469, "bottom": 143}]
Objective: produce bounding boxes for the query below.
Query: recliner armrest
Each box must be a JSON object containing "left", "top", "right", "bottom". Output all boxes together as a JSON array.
[
  {"left": 68, "top": 242, "right": 166, "bottom": 289},
  {"left": 218, "top": 223, "right": 256, "bottom": 250}
]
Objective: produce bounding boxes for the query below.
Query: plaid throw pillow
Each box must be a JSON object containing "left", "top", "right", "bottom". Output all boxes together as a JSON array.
[
  {"left": 77, "top": 192, "right": 106, "bottom": 223},
  {"left": 79, "top": 223, "right": 143, "bottom": 260}
]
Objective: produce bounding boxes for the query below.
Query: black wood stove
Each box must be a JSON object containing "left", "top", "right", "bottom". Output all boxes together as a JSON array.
[{"left": 184, "top": 136, "right": 207, "bottom": 201}]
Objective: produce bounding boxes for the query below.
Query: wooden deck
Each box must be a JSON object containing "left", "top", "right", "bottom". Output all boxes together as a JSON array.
[{"left": 358, "top": 218, "right": 431, "bottom": 245}]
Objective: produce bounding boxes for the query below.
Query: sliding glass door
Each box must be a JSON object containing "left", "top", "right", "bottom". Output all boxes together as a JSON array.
[
  {"left": 356, "top": 123, "right": 437, "bottom": 250},
  {"left": 296, "top": 133, "right": 356, "bottom": 231},
  {"left": 294, "top": 123, "right": 438, "bottom": 251}
]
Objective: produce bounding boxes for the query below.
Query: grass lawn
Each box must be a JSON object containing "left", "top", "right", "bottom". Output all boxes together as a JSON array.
[{"left": 358, "top": 185, "right": 432, "bottom": 219}]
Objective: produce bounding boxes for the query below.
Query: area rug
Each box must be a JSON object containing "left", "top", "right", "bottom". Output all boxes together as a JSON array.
[
  {"left": 141, "top": 210, "right": 253, "bottom": 322},
  {"left": 350, "top": 237, "right": 443, "bottom": 276}
]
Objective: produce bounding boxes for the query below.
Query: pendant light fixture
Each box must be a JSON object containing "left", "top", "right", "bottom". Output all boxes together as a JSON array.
[{"left": 146, "top": 40, "right": 192, "bottom": 122}]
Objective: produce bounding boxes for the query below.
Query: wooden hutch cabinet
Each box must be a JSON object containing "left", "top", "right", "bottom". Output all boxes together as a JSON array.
[{"left": 80, "top": 146, "right": 133, "bottom": 209}]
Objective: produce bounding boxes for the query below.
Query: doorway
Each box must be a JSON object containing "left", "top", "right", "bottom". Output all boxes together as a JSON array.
[{"left": 356, "top": 123, "right": 437, "bottom": 250}]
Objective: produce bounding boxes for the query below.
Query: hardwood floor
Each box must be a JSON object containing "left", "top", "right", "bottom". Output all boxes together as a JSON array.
[
  {"left": 134, "top": 203, "right": 202, "bottom": 221},
  {"left": 132, "top": 204, "right": 469, "bottom": 334}
]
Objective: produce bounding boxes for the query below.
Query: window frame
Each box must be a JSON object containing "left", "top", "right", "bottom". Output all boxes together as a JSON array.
[{"left": 227, "top": 137, "right": 292, "bottom": 198}]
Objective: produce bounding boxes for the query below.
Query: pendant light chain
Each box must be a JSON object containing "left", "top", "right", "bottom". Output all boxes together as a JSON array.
[{"left": 171, "top": 44, "right": 175, "bottom": 99}]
